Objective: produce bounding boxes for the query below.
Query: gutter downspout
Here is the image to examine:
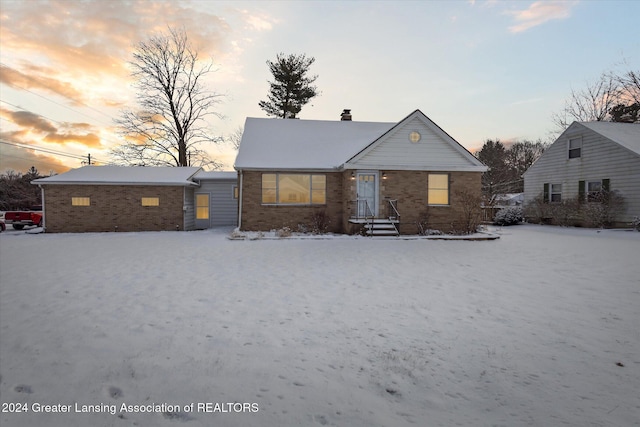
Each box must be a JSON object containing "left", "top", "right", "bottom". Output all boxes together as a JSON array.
[
  {"left": 39, "top": 185, "right": 45, "bottom": 231},
  {"left": 237, "top": 171, "right": 243, "bottom": 229}
]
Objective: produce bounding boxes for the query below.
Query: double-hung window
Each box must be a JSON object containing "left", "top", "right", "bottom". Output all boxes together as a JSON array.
[
  {"left": 578, "top": 179, "right": 610, "bottom": 202},
  {"left": 568, "top": 137, "right": 582, "bottom": 159},
  {"left": 261, "top": 173, "right": 326, "bottom": 205},
  {"left": 550, "top": 184, "right": 562, "bottom": 202},
  {"left": 586, "top": 180, "right": 602, "bottom": 202}
]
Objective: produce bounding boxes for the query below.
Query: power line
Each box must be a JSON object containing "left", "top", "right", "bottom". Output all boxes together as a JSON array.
[
  {"left": 0, "top": 153, "right": 81, "bottom": 170},
  {"left": 0, "top": 62, "right": 117, "bottom": 126},
  {"left": 0, "top": 100, "right": 125, "bottom": 149},
  {"left": 0, "top": 139, "right": 108, "bottom": 165}
]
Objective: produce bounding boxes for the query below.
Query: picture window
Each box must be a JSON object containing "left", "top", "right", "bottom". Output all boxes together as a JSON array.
[{"left": 261, "top": 173, "right": 326, "bottom": 205}]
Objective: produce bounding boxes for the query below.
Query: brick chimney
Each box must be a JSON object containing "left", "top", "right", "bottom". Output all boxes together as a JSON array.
[{"left": 340, "top": 109, "right": 352, "bottom": 121}]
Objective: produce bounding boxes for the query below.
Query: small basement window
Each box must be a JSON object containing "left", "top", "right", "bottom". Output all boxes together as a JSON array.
[
  {"left": 71, "top": 197, "right": 90, "bottom": 206},
  {"left": 141, "top": 197, "right": 160, "bottom": 206}
]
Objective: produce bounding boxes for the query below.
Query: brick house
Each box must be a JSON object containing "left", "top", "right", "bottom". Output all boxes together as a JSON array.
[
  {"left": 32, "top": 166, "right": 203, "bottom": 233},
  {"left": 234, "top": 109, "right": 488, "bottom": 235}
]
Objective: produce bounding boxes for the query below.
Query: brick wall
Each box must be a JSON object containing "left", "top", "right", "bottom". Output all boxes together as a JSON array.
[
  {"left": 240, "top": 171, "right": 343, "bottom": 232},
  {"left": 378, "top": 170, "right": 482, "bottom": 234},
  {"left": 42, "top": 185, "right": 186, "bottom": 233}
]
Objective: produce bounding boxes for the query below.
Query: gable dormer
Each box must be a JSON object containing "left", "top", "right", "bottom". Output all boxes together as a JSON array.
[{"left": 344, "top": 110, "right": 487, "bottom": 172}]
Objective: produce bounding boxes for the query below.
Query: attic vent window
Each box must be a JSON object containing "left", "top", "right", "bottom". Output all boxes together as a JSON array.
[{"left": 409, "top": 131, "right": 421, "bottom": 143}]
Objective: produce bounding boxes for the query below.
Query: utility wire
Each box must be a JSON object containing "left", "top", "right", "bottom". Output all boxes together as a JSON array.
[
  {"left": 0, "top": 62, "right": 118, "bottom": 126},
  {"left": 0, "top": 100, "right": 125, "bottom": 150},
  {"left": 0, "top": 139, "right": 107, "bottom": 165}
]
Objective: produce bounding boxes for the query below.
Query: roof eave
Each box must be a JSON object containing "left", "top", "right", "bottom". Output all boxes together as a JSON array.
[{"left": 33, "top": 181, "right": 200, "bottom": 186}]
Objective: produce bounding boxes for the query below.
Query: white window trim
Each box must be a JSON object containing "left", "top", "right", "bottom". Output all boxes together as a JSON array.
[
  {"left": 586, "top": 179, "right": 602, "bottom": 202},
  {"left": 261, "top": 173, "right": 327, "bottom": 206},
  {"left": 568, "top": 137, "right": 582, "bottom": 159},
  {"left": 550, "top": 183, "right": 562, "bottom": 203}
]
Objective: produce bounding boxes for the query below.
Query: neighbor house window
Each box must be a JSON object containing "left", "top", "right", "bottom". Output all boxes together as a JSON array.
[
  {"left": 550, "top": 184, "right": 562, "bottom": 202},
  {"left": 141, "top": 197, "right": 159, "bottom": 206},
  {"left": 586, "top": 180, "right": 602, "bottom": 202},
  {"left": 428, "top": 174, "right": 449, "bottom": 205},
  {"left": 196, "top": 194, "right": 209, "bottom": 220},
  {"left": 568, "top": 137, "right": 582, "bottom": 159},
  {"left": 71, "top": 197, "right": 90, "bottom": 206},
  {"left": 261, "top": 173, "right": 326, "bottom": 205}
]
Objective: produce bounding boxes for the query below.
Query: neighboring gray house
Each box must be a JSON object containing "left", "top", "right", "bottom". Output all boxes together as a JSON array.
[
  {"left": 193, "top": 171, "right": 238, "bottom": 228},
  {"left": 523, "top": 121, "right": 640, "bottom": 225}
]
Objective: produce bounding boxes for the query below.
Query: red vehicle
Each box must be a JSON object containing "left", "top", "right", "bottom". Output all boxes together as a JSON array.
[{"left": 4, "top": 206, "right": 43, "bottom": 230}]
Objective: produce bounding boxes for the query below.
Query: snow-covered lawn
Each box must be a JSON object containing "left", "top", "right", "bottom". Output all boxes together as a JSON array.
[{"left": 1, "top": 225, "right": 638, "bottom": 427}]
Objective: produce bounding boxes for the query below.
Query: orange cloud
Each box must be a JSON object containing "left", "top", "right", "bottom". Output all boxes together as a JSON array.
[
  {"left": 0, "top": 65, "right": 87, "bottom": 105},
  {"left": 0, "top": 107, "right": 57, "bottom": 133},
  {"left": 1, "top": 106, "right": 103, "bottom": 148},
  {"left": 506, "top": 1, "right": 577, "bottom": 33},
  {"left": 43, "top": 132, "right": 102, "bottom": 148}
]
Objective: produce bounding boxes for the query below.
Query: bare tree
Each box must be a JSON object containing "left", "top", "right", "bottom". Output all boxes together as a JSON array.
[
  {"left": 228, "top": 125, "right": 244, "bottom": 150},
  {"left": 552, "top": 72, "right": 622, "bottom": 131},
  {"left": 113, "top": 27, "right": 223, "bottom": 168},
  {"left": 552, "top": 68, "right": 640, "bottom": 131},
  {"left": 617, "top": 69, "right": 640, "bottom": 104}
]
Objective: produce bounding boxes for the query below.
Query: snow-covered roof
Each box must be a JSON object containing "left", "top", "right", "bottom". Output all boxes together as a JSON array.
[
  {"left": 32, "top": 166, "right": 202, "bottom": 186},
  {"left": 193, "top": 170, "right": 237, "bottom": 180},
  {"left": 579, "top": 122, "right": 640, "bottom": 155},
  {"left": 234, "top": 117, "right": 395, "bottom": 170}
]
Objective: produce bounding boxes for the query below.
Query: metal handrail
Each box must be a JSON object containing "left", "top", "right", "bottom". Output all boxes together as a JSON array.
[
  {"left": 352, "top": 198, "right": 375, "bottom": 236},
  {"left": 387, "top": 199, "right": 400, "bottom": 221},
  {"left": 387, "top": 199, "right": 400, "bottom": 235},
  {"left": 353, "top": 198, "right": 375, "bottom": 220}
]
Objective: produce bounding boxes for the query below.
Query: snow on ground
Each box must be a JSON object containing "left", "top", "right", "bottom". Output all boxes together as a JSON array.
[{"left": 0, "top": 225, "right": 638, "bottom": 427}]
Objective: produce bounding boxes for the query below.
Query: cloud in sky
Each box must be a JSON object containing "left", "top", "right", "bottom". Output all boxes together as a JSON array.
[
  {"left": 0, "top": 1, "right": 237, "bottom": 105},
  {"left": 506, "top": 1, "right": 578, "bottom": 33},
  {"left": 1, "top": 108, "right": 57, "bottom": 134},
  {"left": 0, "top": 142, "right": 71, "bottom": 174},
  {"left": 0, "top": 65, "right": 87, "bottom": 106},
  {"left": 1, "top": 107, "right": 103, "bottom": 149},
  {"left": 0, "top": 0, "right": 255, "bottom": 172}
]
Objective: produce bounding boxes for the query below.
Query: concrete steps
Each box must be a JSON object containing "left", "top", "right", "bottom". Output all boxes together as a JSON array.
[{"left": 364, "top": 220, "right": 399, "bottom": 237}]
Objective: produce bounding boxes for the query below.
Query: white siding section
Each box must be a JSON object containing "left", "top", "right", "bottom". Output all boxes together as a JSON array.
[
  {"left": 183, "top": 187, "right": 195, "bottom": 231},
  {"left": 524, "top": 123, "right": 640, "bottom": 223},
  {"left": 347, "top": 117, "right": 485, "bottom": 171},
  {"left": 198, "top": 178, "right": 238, "bottom": 226}
]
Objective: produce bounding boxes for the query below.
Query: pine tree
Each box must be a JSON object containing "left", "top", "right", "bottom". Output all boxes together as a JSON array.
[{"left": 259, "top": 53, "right": 319, "bottom": 119}]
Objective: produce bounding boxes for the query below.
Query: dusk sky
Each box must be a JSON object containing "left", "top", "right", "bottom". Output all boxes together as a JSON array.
[{"left": 1, "top": 0, "right": 639, "bottom": 174}]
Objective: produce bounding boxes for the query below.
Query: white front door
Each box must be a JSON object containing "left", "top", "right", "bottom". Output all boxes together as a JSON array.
[{"left": 357, "top": 172, "right": 377, "bottom": 217}]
